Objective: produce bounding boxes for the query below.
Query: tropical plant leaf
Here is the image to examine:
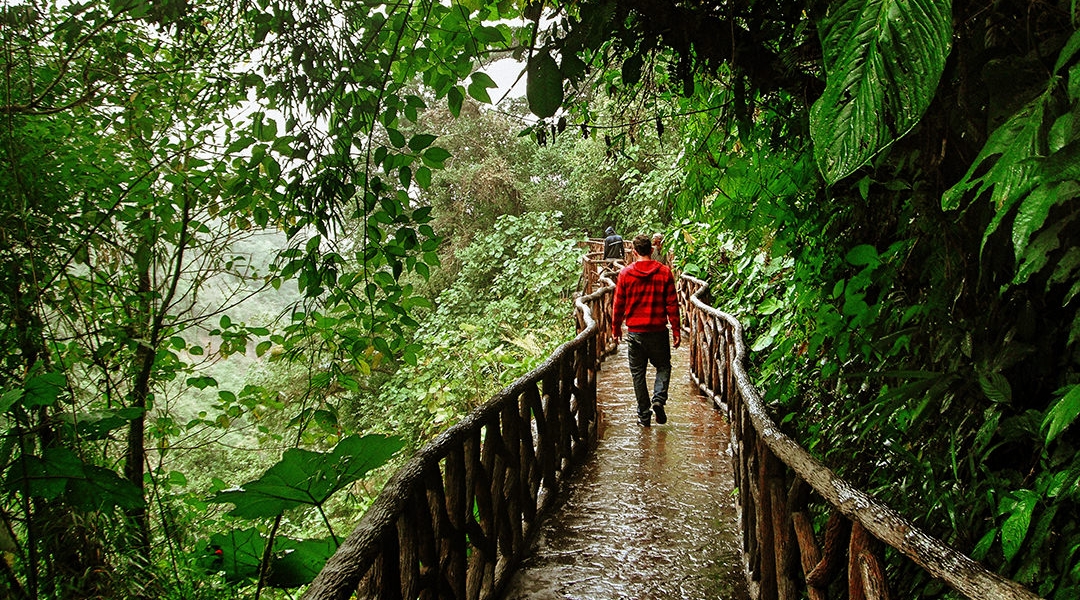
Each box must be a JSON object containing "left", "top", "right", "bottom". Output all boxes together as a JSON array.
[
  {"left": 1050, "top": 246, "right": 1080, "bottom": 288},
  {"left": 971, "top": 526, "right": 997, "bottom": 561},
  {"left": 267, "top": 537, "right": 338, "bottom": 588},
  {"left": 1014, "top": 212, "right": 1078, "bottom": 286},
  {"left": 999, "top": 489, "right": 1038, "bottom": 562},
  {"left": 9, "top": 448, "right": 144, "bottom": 511},
  {"left": 408, "top": 133, "right": 437, "bottom": 153},
  {"left": 1012, "top": 182, "right": 1065, "bottom": 261},
  {"left": 526, "top": 50, "right": 563, "bottom": 119},
  {"left": 810, "top": 0, "right": 952, "bottom": 183},
  {"left": 941, "top": 90, "right": 1053, "bottom": 263},
  {"left": 845, "top": 244, "right": 880, "bottom": 267},
  {"left": 979, "top": 372, "right": 1012, "bottom": 404},
  {"left": 468, "top": 72, "right": 496, "bottom": 104},
  {"left": 1053, "top": 29, "right": 1080, "bottom": 75},
  {"left": 210, "top": 434, "right": 404, "bottom": 519},
  {"left": 1007, "top": 143, "right": 1080, "bottom": 264},
  {"left": 0, "top": 389, "right": 21, "bottom": 414},
  {"left": 1042, "top": 384, "right": 1080, "bottom": 444},
  {"left": 23, "top": 371, "right": 67, "bottom": 408},
  {"left": 203, "top": 527, "right": 264, "bottom": 582}
]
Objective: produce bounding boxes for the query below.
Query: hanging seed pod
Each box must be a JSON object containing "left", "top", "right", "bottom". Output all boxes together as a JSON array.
[
  {"left": 656, "top": 116, "right": 664, "bottom": 139},
  {"left": 581, "top": 123, "right": 589, "bottom": 139},
  {"left": 557, "top": 116, "right": 566, "bottom": 133}
]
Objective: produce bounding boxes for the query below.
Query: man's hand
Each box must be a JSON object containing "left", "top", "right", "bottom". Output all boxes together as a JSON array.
[
  {"left": 612, "top": 328, "right": 621, "bottom": 342},
  {"left": 672, "top": 330, "right": 681, "bottom": 349}
]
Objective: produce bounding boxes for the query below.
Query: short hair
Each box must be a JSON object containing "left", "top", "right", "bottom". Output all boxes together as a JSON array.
[
  {"left": 632, "top": 234, "right": 652, "bottom": 256},
  {"left": 652, "top": 232, "right": 664, "bottom": 244}
]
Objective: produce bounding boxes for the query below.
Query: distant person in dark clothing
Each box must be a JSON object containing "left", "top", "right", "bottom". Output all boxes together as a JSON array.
[
  {"left": 603, "top": 227, "right": 624, "bottom": 261},
  {"left": 612, "top": 234, "right": 681, "bottom": 427}
]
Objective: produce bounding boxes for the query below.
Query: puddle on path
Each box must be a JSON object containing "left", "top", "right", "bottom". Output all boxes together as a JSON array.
[{"left": 502, "top": 343, "right": 750, "bottom": 600}]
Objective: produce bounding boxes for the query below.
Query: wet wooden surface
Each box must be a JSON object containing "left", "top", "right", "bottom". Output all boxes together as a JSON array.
[{"left": 502, "top": 342, "right": 749, "bottom": 599}]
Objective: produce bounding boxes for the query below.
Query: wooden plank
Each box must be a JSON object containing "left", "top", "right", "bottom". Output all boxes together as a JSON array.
[
  {"left": 538, "top": 376, "right": 560, "bottom": 495},
  {"left": 400, "top": 492, "right": 425, "bottom": 600}
]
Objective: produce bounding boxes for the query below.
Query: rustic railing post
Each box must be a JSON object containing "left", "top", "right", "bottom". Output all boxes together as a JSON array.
[
  {"left": 443, "top": 448, "right": 468, "bottom": 598},
  {"left": 768, "top": 455, "right": 798, "bottom": 600},
  {"left": 791, "top": 510, "right": 827, "bottom": 600},
  {"left": 752, "top": 441, "right": 777, "bottom": 598},
  {"left": 539, "top": 375, "right": 560, "bottom": 496}
]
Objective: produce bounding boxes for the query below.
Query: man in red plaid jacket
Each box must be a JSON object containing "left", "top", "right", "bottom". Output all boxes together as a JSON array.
[{"left": 612, "top": 234, "right": 681, "bottom": 427}]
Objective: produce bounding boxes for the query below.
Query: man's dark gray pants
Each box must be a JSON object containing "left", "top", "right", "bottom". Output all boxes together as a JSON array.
[{"left": 625, "top": 331, "right": 672, "bottom": 421}]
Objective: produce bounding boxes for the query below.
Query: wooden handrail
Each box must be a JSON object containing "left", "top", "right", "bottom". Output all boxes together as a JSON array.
[
  {"left": 302, "top": 259, "right": 617, "bottom": 600},
  {"left": 677, "top": 274, "right": 1043, "bottom": 600}
]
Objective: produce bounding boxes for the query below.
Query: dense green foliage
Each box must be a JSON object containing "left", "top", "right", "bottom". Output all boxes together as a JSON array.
[
  {"left": 0, "top": 0, "right": 544, "bottom": 597},
  {"left": 566, "top": 0, "right": 1080, "bottom": 596},
  {"left": 1, "top": 1, "right": 605, "bottom": 595},
  {"left": 366, "top": 211, "right": 581, "bottom": 442}
]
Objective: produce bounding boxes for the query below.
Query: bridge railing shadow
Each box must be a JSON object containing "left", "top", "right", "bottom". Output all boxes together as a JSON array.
[
  {"left": 678, "top": 274, "right": 1043, "bottom": 600},
  {"left": 303, "top": 258, "right": 617, "bottom": 600}
]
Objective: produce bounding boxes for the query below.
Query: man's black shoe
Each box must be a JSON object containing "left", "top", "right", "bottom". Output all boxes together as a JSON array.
[
  {"left": 652, "top": 403, "right": 667, "bottom": 425},
  {"left": 637, "top": 416, "right": 651, "bottom": 427}
]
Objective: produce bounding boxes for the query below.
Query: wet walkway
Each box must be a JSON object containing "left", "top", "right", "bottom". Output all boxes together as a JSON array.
[{"left": 502, "top": 343, "right": 750, "bottom": 600}]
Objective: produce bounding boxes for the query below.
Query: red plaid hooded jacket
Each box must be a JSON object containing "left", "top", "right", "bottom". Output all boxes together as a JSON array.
[{"left": 612, "top": 259, "right": 681, "bottom": 335}]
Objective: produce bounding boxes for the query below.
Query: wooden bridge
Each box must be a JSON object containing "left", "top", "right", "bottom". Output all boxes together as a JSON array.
[{"left": 302, "top": 247, "right": 1044, "bottom": 600}]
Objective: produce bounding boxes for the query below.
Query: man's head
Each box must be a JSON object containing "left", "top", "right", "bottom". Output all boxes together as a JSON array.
[
  {"left": 606, "top": 226, "right": 616, "bottom": 236},
  {"left": 652, "top": 232, "right": 664, "bottom": 247},
  {"left": 632, "top": 234, "right": 653, "bottom": 257}
]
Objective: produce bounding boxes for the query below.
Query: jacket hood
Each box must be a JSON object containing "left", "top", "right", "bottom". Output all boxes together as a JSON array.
[
  {"left": 624, "top": 259, "right": 663, "bottom": 278},
  {"left": 605, "top": 227, "right": 615, "bottom": 236}
]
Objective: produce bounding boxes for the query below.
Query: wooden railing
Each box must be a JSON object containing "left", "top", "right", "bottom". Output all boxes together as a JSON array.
[
  {"left": 677, "top": 274, "right": 1043, "bottom": 600},
  {"left": 302, "top": 263, "right": 617, "bottom": 600}
]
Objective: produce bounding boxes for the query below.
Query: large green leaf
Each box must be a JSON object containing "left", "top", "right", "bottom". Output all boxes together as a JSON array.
[
  {"left": 210, "top": 434, "right": 404, "bottom": 518},
  {"left": 267, "top": 537, "right": 338, "bottom": 588},
  {"left": 203, "top": 528, "right": 264, "bottom": 582},
  {"left": 1042, "top": 384, "right": 1080, "bottom": 444},
  {"left": 998, "top": 489, "right": 1038, "bottom": 562},
  {"left": 7, "top": 448, "right": 144, "bottom": 511},
  {"left": 526, "top": 50, "right": 563, "bottom": 119},
  {"left": 941, "top": 91, "right": 1048, "bottom": 203},
  {"left": 200, "top": 531, "right": 336, "bottom": 588},
  {"left": 23, "top": 371, "right": 67, "bottom": 408},
  {"left": 810, "top": 0, "right": 952, "bottom": 183}
]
